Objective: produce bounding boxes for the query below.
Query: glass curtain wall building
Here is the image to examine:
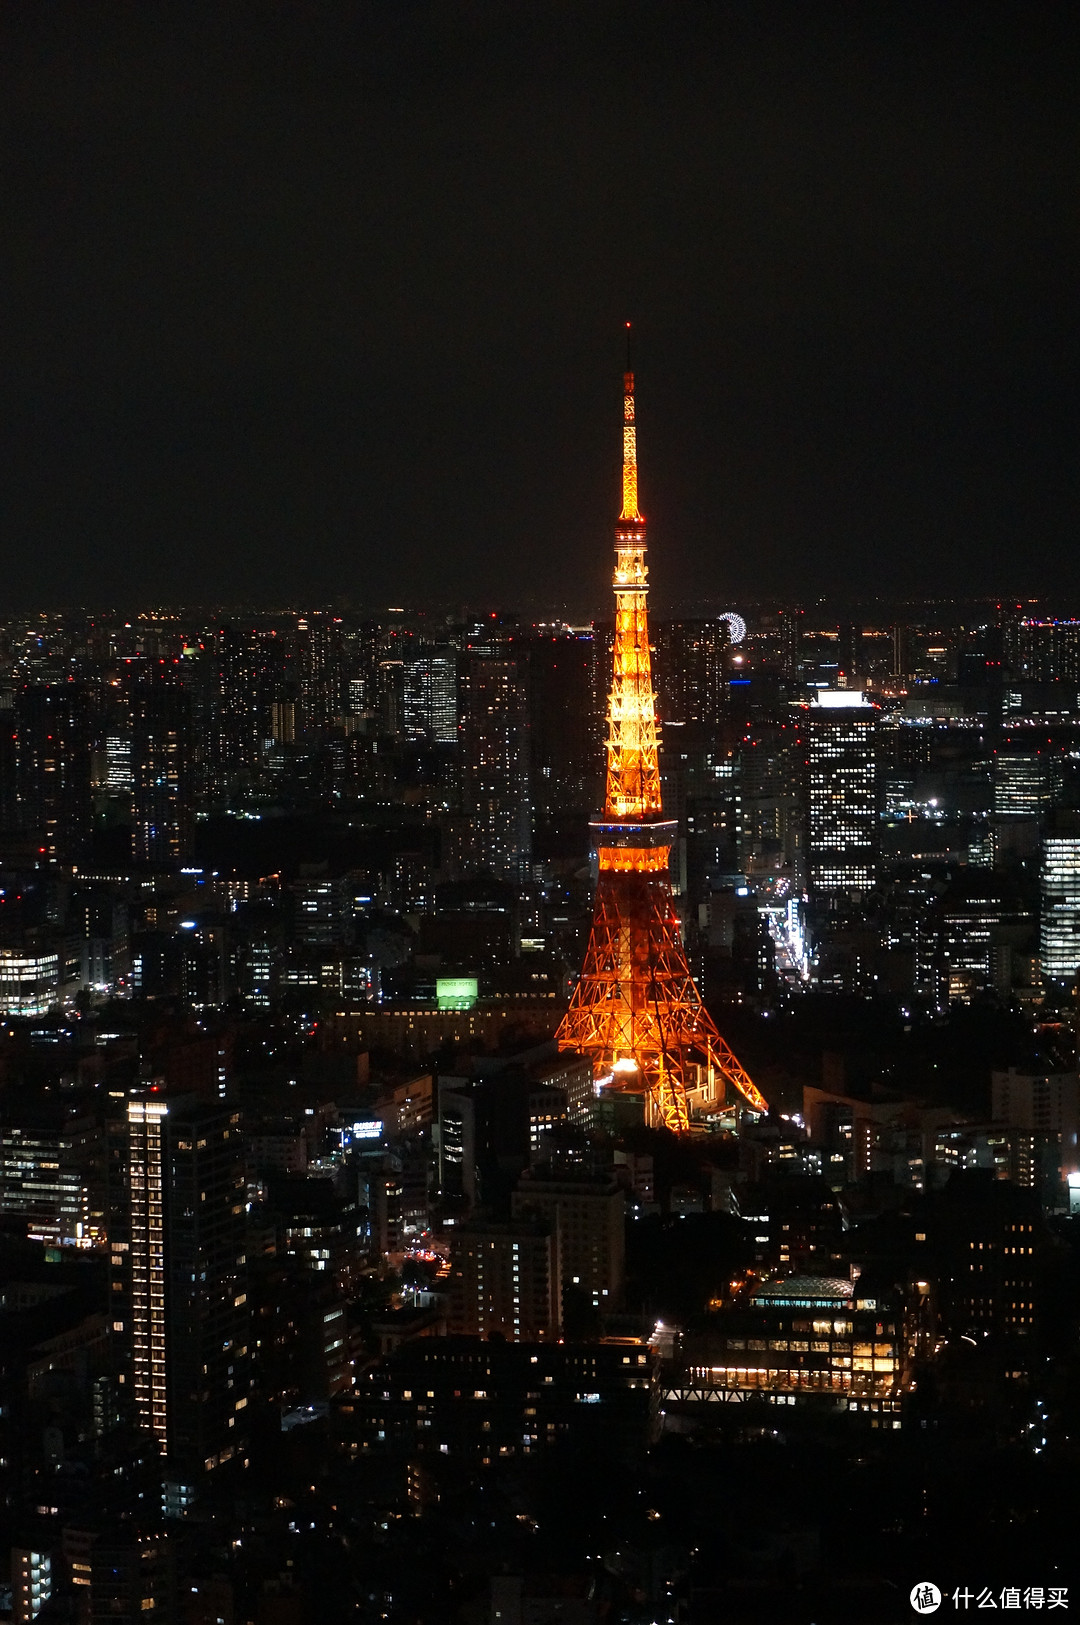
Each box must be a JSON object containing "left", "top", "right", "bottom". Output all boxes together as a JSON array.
[
  {"left": 1041, "top": 835, "right": 1080, "bottom": 985},
  {"left": 807, "top": 691, "right": 877, "bottom": 898}
]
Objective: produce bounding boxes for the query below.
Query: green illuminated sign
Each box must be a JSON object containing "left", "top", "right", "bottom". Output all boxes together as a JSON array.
[{"left": 436, "top": 977, "right": 478, "bottom": 1010}]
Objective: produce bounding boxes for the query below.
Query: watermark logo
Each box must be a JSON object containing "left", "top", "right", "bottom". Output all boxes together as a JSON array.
[{"left": 910, "top": 1584, "right": 1069, "bottom": 1612}]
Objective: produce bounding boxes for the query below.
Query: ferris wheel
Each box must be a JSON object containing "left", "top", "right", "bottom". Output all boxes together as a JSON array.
[{"left": 717, "top": 610, "right": 747, "bottom": 646}]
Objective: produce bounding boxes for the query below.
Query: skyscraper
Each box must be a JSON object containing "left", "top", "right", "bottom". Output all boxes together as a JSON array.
[
  {"left": 652, "top": 619, "right": 730, "bottom": 729},
  {"left": 297, "top": 611, "right": 344, "bottom": 734},
  {"left": 806, "top": 691, "right": 877, "bottom": 898},
  {"left": 105, "top": 731, "right": 134, "bottom": 793},
  {"left": 993, "top": 745, "right": 1050, "bottom": 819},
  {"left": 13, "top": 681, "right": 94, "bottom": 862},
  {"left": 525, "top": 629, "right": 601, "bottom": 849},
  {"left": 203, "top": 624, "right": 268, "bottom": 803},
  {"left": 1040, "top": 833, "right": 1080, "bottom": 986},
  {"left": 404, "top": 649, "right": 459, "bottom": 744},
  {"left": 460, "top": 655, "right": 531, "bottom": 883},
  {"left": 1017, "top": 618, "right": 1080, "bottom": 683},
  {"left": 778, "top": 606, "right": 804, "bottom": 681},
  {"left": 116, "top": 1094, "right": 250, "bottom": 1515},
  {"left": 130, "top": 665, "right": 193, "bottom": 867}
]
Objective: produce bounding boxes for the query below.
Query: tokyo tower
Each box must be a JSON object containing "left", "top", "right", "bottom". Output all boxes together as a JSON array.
[{"left": 556, "top": 337, "right": 768, "bottom": 1133}]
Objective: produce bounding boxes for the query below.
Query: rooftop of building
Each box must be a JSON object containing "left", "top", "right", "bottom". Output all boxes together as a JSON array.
[{"left": 749, "top": 1275, "right": 854, "bottom": 1306}]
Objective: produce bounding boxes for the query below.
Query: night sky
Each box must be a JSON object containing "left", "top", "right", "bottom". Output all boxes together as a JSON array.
[{"left": 2, "top": 2, "right": 1077, "bottom": 612}]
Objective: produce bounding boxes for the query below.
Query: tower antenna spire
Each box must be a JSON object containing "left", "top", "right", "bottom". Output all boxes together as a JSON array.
[
  {"left": 620, "top": 325, "right": 641, "bottom": 525},
  {"left": 555, "top": 340, "right": 767, "bottom": 1131}
]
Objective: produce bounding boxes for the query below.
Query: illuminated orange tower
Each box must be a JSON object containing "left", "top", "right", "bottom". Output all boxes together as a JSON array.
[{"left": 556, "top": 336, "right": 767, "bottom": 1132}]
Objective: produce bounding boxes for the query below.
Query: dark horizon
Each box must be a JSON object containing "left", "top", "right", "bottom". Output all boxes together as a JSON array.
[
  {"left": 11, "top": 593, "right": 1080, "bottom": 629},
  {"left": 3, "top": 2, "right": 1078, "bottom": 610}
]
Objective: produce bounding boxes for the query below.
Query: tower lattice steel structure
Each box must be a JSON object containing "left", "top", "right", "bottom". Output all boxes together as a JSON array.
[{"left": 556, "top": 342, "right": 767, "bottom": 1132}]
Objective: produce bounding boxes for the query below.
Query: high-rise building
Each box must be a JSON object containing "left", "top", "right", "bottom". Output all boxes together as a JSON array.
[
  {"left": 836, "top": 622, "right": 864, "bottom": 685},
  {"left": 739, "top": 717, "right": 804, "bottom": 882},
  {"left": 436, "top": 1050, "right": 593, "bottom": 1214},
  {"left": 556, "top": 344, "right": 765, "bottom": 1130},
  {"left": 13, "top": 682, "right": 95, "bottom": 862},
  {"left": 512, "top": 1172, "right": 625, "bottom": 1318},
  {"left": 993, "top": 746, "right": 1050, "bottom": 819},
  {"left": 459, "top": 656, "right": 531, "bottom": 883},
  {"left": 298, "top": 612, "right": 344, "bottom": 734},
  {"left": 116, "top": 1094, "right": 250, "bottom": 1515},
  {"left": 525, "top": 630, "right": 600, "bottom": 845},
  {"left": 270, "top": 698, "right": 297, "bottom": 744},
  {"left": 778, "top": 606, "right": 804, "bottom": 680},
  {"left": 203, "top": 624, "right": 268, "bottom": 801},
  {"left": 0, "top": 1113, "right": 101, "bottom": 1247},
  {"left": 652, "top": 619, "right": 729, "bottom": 728},
  {"left": 937, "top": 875, "right": 1031, "bottom": 1007},
  {"left": 351, "top": 619, "right": 387, "bottom": 721},
  {"left": 806, "top": 691, "right": 877, "bottom": 897},
  {"left": 292, "top": 870, "right": 349, "bottom": 946},
  {"left": 130, "top": 666, "right": 193, "bottom": 867},
  {"left": 105, "top": 732, "right": 134, "bottom": 793},
  {"left": 377, "top": 658, "right": 406, "bottom": 737},
  {"left": 1040, "top": 835, "right": 1080, "bottom": 986},
  {"left": 404, "top": 649, "right": 458, "bottom": 744},
  {"left": 437, "top": 1077, "right": 476, "bottom": 1208},
  {"left": 936, "top": 1171, "right": 1046, "bottom": 1352},
  {"left": 1017, "top": 618, "right": 1080, "bottom": 683},
  {"left": 0, "top": 943, "right": 80, "bottom": 1018},
  {"left": 448, "top": 1216, "right": 559, "bottom": 1340}
]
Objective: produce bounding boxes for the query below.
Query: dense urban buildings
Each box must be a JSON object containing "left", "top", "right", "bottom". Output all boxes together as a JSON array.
[
  {"left": 4, "top": 406, "right": 1080, "bottom": 1619},
  {"left": 3, "top": 0, "right": 1075, "bottom": 1604},
  {"left": 3, "top": 584, "right": 1080, "bottom": 1615}
]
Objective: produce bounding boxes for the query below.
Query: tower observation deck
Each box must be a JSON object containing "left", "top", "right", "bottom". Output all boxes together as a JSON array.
[{"left": 556, "top": 338, "right": 767, "bottom": 1132}]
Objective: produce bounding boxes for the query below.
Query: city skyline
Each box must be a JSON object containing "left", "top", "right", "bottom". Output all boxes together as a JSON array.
[
  {"left": 2, "top": 559, "right": 1080, "bottom": 1615},
  {"left": 2, "top": 5, "right": 1079, "bottom": 1614}
]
